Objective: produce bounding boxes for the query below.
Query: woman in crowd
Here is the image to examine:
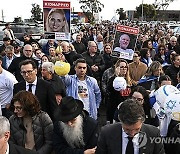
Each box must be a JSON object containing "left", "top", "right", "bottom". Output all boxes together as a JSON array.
[
  {"left": 138, "top": 61, "right": 164, "bottom": 91},
  {"left": 114, "top": 86, "right": 159, "bottom": 126},
  {"left": 106, "top": 59, "right": 132, "bottom": 123},
  {"left": 154, "top": 44, "right": 169, "bottom": 65},
  {"left": 9, "top": 90, "right": 53, "bottom": 154},
  {"left": 165, "top": 53, "right": 180, "bottom": 86},
  {"left": 45, "top": 8, "right": 69, "bottom": 33},
  {"left": 102, "top": 43, "right": 114, "bottom": 70},
  {"left": 142, "top": 39, "right": 156, "bottom": 60},
  {"left": 140, "top": 48, "right": 153, "bottom": 67}
]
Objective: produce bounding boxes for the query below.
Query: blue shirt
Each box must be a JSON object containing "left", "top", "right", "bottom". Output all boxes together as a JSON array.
[{"left": 62, "top": 74, "right": 101, "bottom": 119}]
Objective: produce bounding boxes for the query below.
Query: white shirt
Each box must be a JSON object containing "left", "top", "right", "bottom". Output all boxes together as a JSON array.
[
  {"left": 0, "top": 69, "right": 17, "bottom": 108},
  {"left": 122, "top": 128, "right": 139, "bottom": 154},
  {"left": 25, "top": 77, "right": 37, "bottom": 95},
  {"left": 113, "top": 47, "right": 134, "bottom": 60},
  {"left": 77, "top": 80, "right": 90, "bottom": 113},
  {"left": 6, "top": 143, "right": 9, "bottom": 154},
  {"left": 5, "top": 56, "right": 13, "bottom": 69}
]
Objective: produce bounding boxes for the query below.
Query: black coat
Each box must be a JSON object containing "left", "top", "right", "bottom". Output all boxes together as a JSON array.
[
  {"left": 9, "top": 111, "right": 53, "bottom": 154},
  {"left": 82, "top": 51, "right": 105, "bottom": 81},
  {"left": 96, "top": 123, "right": 165, "bottom": 154},
  {"left": 9, "top": 142, "right": 38, "bottom": 154},
  {"left": 165, "top": 64, "right": 180, "bottom": 86},
  {"left": 13, "top": 78, "right": 58, "bottom": 121},
  {"left": 53, "top": 111, "right": 98, "bottom": 154}
]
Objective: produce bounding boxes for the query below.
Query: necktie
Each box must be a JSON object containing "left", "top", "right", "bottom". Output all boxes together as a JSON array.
[
  {"left": 28, "top": 84, "right": 33, "bottom": 92},
  {"left": 126, "top": 136, "right": 134, "bottom": 154},
  {"left": 8, "top": 29, "right": 14, "bottom": 40}
]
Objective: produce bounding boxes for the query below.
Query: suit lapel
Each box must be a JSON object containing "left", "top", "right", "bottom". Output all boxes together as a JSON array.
[{"left": 139, "top": 124, "right": 147, "bottom": 154}]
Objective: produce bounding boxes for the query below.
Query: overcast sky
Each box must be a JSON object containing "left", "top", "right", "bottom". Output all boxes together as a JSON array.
[{"left": 0, "top": 0, "right": 179, "bottom": 21}]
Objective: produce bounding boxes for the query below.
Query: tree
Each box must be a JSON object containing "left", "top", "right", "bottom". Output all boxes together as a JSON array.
[
  {"left": 153, "top": 0, "right": 175, "bottom": 11},
  {"left": 116, "top": 8, "right": 126, "bottom": 21},
  {"left": 31, "top": 3, "right": 42, "bottom": 21},
  {"left": 79, "top": 0, "right": 104, "bottom": 23},
  {"left": 135, "top": 4, "right": 156, "bottom": 21}
]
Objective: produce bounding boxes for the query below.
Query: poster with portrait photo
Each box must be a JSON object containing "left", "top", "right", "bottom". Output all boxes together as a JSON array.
[
  {"left": 43, "top": 0, "right": 71, "bottom": 40},
  {"left": 112, "top": 25, "right": 139, "bottom": 61}
]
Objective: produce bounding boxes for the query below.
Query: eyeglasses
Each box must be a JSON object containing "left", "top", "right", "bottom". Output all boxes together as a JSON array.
[
  {"left": 133, "top": 55, "right": 139, "bottom": 58},
  {"left": 25, "top": 50, "right": 32, "bottom": 52},
  {"left": 159, "top": 48, "right": 165, "bottom": 51},
  {"left": 20, "top": 70, "right": 34, "bottom": 75},
  {"left": 132, "top": 96, "right": 144, "bottom": 102},
  {"left": 13, "top": 106, "right": 23, "bottom": 111}
]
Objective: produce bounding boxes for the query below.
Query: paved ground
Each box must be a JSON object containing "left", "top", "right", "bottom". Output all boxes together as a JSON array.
[{"left": 97, "top": 103, "right": 107, "bottom": 131}]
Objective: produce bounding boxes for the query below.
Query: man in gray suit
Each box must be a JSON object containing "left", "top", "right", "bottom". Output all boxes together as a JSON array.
[{"left": 96, "top": 99, "right": 165, "bottom": 154}]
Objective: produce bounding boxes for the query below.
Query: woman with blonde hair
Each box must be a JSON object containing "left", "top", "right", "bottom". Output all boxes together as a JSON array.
[
  {"left": 106, "top": 59, "right": 132, "bottom": 123},
  {"left": 46, "top": 8, "right": 69, "bottom": 33}
]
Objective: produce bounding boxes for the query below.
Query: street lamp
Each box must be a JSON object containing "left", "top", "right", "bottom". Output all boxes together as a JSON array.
[{"left": 142, "top": 0, "right": 144, "bottom": 21}]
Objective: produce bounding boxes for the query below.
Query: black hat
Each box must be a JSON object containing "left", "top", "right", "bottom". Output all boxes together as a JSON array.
[
  {"left": 3, "top": 37, "right": 10, "bottom": 41},
  {"left": 55, "top": 96, "right": 84, "bottom": 122}
]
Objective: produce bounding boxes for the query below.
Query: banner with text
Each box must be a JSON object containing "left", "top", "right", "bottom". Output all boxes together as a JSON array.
[{"left": 43, "top": 0, "right": 71, "bottom": 40}]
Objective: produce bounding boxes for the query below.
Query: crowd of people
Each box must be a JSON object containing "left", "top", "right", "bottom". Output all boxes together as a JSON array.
[{"left": 0, "top": 20, "right": 180, "bottom": 154}]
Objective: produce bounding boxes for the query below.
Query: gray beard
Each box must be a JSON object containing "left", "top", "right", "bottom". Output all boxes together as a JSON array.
[{"left": 60, "top": 115, "right": 85, "bottom": 148}]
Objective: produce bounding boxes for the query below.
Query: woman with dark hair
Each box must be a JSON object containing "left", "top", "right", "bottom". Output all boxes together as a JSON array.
[
  {"left": 106, "top": 59, "right": 132, "bottom": 123},
  {"left": 154, "top": 44, "right": 169, "bottom": 65},
  {"left": 165, "top": 54, "right": 180, "bottom": 86},
  {"left": 140, "top": 48, "right": 153, "bottom": 67},
  {"left": 102, "top": 43, "right": 114, "bottom": 70},
  {"left": 9, "top": 90, "right": 53, "bottom": 154},
  {"left": 114, "top": 86, "right": 159, "bottom": 126},
  {"left": 142, "top": 39, "right": 156, "bottom": 59}
]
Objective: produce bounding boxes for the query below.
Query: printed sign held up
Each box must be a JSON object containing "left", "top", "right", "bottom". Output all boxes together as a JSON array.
[
  {"left": 43, "top": 0, "right": 71, "bottom": 40},
  {"left": 112, "top": 25, "right": 139, "bottom": 61}
]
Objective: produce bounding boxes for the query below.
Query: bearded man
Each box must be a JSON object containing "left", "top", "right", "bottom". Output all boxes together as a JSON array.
[{"left": 53, "top": 96, "right": 98, "bottom": 154}]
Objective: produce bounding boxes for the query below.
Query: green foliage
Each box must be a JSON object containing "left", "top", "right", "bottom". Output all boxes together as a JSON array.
[
  {"left": 31, "top": 3, "right": 42, "bottom": 21},
  {"left": 116, "top": 8, "right": 126, "bottom": 20},
  {"left": 79, "top": 0, "right": 104, "bottom": 23},
  {"left": 135, "top": 4, "right": 156, "bottom": 20},
  {"left": 154, "top": 0, "right": 175, "bottom": 10}
]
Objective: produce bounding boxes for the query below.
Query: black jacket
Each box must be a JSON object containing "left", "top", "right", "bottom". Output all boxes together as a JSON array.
[
  {"left": 53, "top": 111, "right": 98, "bottom": 154},
  {"left": 9, "top": 111, "right": 53, "bottom": 154},
  {"left": 9, "top": 142, "right": 38, "bottom": 154},
  {"left": 165, "top": 64, "right": 180, "bottom": 85},
  {"left": 96, "top": 123, "right": 165, "bottom": 154},
  {"left": 82, "top": 51, "right": 105, "bottom": 81}
]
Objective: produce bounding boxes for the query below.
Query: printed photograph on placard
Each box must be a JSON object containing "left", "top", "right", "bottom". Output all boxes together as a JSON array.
[
  {"left": 112, "top": 25, "right": 139, "bottom": 61},
  {"left": 43, "top": 0, "right": 71, "bottom": 40}
]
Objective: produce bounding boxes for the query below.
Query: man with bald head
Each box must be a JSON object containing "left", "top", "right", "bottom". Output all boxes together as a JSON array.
[
  {"left": 8, "top": 44, "right": 39, "bottom": 81},
  {"left": 114, "top": 34, "right": 134, "bottom": 61}
]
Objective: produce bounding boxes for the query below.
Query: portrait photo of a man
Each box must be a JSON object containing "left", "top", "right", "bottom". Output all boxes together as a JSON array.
[{"left": 112, "top": 25, "right": 139, "bottom": 61}]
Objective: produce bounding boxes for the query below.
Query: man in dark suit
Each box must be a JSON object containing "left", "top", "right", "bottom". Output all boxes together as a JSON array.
[
  {"left": 8, "top": 44, "right": 38, "bottom": 82},
  {"left": 13, "top": 59, "right": 58, "bottom": 121},
  {"left": 2, "top": 45, "right": 16, "bottom": 70},
  {"left": 96, "top": 99, "right": 165, "bottom": 154},
  {"left": 0, "top": 115, "right": 38, "bottom": 154}
]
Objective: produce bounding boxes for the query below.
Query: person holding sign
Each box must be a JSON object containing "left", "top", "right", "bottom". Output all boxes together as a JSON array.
[{"left": 114, "top": 34, "right": 134, "bottom": 60}]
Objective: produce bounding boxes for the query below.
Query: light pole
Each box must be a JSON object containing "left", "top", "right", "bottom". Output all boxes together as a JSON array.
[{"left": 142, "top": 0, "right": 144, "bottom": 21}]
